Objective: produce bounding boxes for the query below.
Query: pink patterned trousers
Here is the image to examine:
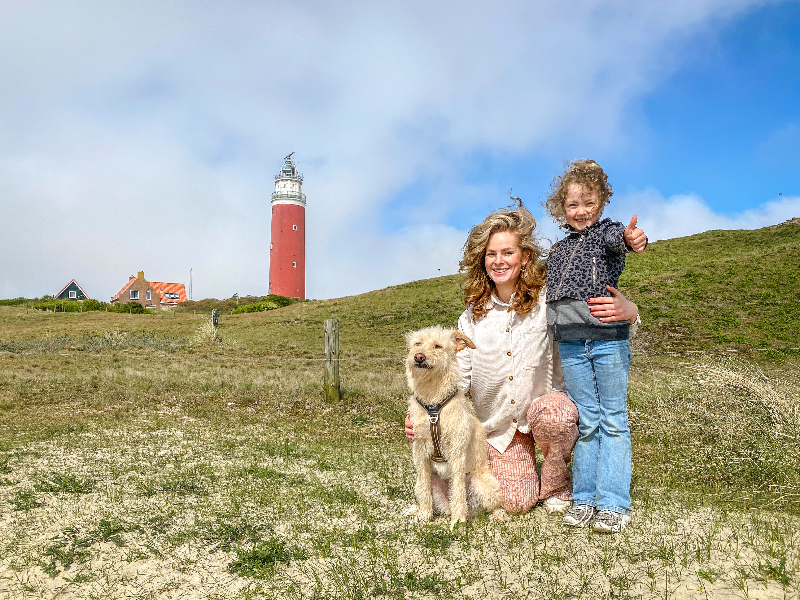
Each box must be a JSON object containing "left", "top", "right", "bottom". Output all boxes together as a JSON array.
[{"left": 488, "top": 391, "right": 579, "bottom": 513}]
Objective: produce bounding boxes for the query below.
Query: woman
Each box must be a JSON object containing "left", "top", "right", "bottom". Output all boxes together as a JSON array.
[{"left": 405, "top": 202, "right": 641, "bottom": 514}]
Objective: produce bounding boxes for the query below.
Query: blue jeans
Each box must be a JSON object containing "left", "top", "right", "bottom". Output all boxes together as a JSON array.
[{"left": 557, "top": 339, "right": 631, "bottom": 514}]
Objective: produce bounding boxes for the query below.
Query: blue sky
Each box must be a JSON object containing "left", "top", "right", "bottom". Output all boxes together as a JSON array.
[{"left": 1, "top": 1, "right": 799, "bottom": 300}]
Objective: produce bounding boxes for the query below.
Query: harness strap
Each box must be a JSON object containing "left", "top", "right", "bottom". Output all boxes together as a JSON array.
[{"left": 415, "top": 387, "right": 459, "bottom": 463}]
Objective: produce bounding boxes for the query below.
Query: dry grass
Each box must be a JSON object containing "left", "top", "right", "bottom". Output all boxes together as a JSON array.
[{"left": 0, "top": 305, "right": 799, "bottom": 599}]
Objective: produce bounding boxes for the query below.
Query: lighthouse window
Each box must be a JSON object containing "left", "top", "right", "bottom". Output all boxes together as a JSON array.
[
  {"left": 292, "top": 262, "right": 297, "bottom": 268},
  {"left": 293, "top": 225, "right": 297, "bottom": 231}
]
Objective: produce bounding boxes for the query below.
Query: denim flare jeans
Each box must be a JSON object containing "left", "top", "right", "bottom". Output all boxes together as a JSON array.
[{"left": 557, "top": 339, "right": 632, "bottom": 514}]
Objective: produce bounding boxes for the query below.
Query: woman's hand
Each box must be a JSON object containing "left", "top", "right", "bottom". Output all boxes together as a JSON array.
[
  {"left": 588, "top": 285, "right": 639, "bottom": 323},
  {"left": 404, "top": 410, "right": 414, "bottom": 442}
]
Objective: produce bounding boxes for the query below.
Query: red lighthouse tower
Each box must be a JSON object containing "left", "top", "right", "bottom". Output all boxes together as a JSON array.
[{"left": 269, "top": 153, "right": 306, "bottom": 300}]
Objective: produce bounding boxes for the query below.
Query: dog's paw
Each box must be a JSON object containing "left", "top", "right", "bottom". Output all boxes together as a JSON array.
[
  {"left": 449, "top": 515, "right": 466, "bottom": 531},
  {"left": 405, "top": 504, "right": 434, "bottom": 523},
  {"left": 418, "top": 509, "right": 434, "bottom": 523},
  {"left": 489, "top": 508, "right": 509, "bottom": 523}
]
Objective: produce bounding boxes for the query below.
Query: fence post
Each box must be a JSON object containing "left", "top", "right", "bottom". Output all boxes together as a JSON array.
[
  {"left": 211, "top": 309, "right": 220, "bottom": 327},
  {"left": 324, "top": 318, "right": 340, "bottom": 402}
]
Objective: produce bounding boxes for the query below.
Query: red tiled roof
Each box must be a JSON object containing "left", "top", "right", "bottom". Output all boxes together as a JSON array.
[
  {"left": 110, "top": 278, "right": 137, "bottom": 303},
  {"left": 111, "top": 277, "right": 187, "bottom": 304},
  {"left": 149, "top": 281, "right": 188, "bottom": 304}
]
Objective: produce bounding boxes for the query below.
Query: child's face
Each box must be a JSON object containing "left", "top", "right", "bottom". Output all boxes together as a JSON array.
[{"left": 564, "top": 183, "right": 601, "bottom": 232}]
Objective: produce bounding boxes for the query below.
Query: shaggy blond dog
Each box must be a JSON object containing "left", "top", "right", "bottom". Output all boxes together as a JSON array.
[{"left": 405, "top": 325, "right": 503, "bottom": 528}]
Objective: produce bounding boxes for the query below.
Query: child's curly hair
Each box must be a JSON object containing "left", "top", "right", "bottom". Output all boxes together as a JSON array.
[
  {"left": 460, "top": 201, "right": 547, "bottom": 322},
  {"left": 545, "top": 159, "right": 613, "bottom": 226}
]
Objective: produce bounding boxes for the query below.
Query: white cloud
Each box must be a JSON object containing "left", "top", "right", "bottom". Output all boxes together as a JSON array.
[
  {"left": 0, "top": 0, "right": 783, "bottom": 300},
  {"left": 606, "top": 190, "right": 800, "bottom": 242}
]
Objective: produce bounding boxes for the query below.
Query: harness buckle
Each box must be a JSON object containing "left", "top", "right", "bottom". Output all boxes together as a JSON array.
[{"left": 428, "top": 414, "right": 439, "bottom": 424}]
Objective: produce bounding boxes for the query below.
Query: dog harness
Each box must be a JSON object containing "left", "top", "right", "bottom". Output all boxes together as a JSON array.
[{"left": 415, "top": 386, "right": 459, "bottom": 463}]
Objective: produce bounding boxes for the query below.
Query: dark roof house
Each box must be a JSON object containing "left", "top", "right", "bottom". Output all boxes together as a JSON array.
[
  {"left": 54, "top": 279, "right": 90, "bottom": 301},
  {"left": 110, "top": 271, "right": 187, "bottom": 310}
]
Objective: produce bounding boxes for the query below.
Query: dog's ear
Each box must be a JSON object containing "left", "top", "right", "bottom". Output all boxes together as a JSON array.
[{"left": 453, "top": 331, "right": 476, "bottom": 353}]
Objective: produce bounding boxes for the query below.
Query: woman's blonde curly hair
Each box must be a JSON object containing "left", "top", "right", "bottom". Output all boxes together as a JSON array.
[
  {"left": 460, "top": 201, "right": 546, "bottom": 322},
  {"left": 545, "top": 159, "right": 613, "bottom": 226}
]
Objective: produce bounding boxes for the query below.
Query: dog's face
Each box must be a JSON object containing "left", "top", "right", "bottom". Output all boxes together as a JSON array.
[{"left": 404, "top": 326, "right": 475, "bottom": 381}]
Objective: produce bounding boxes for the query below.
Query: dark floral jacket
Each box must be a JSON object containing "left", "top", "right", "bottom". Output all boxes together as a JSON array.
[{"left": 546, "top": 218, "right": 631, "bottom": 303}]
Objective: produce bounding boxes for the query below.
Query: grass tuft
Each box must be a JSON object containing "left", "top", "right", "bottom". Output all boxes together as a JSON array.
[
  {"left": 35, "top": 473, "right": 95, "bottom": 494},
  {"left": 227, "top": 538, "right": 307, "bottom": 578},
  {"left": 9, "top": 489, "right": 43, "bottom": 511}
]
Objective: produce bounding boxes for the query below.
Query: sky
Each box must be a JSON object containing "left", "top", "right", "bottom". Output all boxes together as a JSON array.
[{"left": 1, "top": 0, "right": 799, "bottom": 301}]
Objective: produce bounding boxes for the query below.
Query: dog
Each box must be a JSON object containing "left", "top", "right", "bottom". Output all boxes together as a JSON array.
[{"left": 404, "top": 325, "right": 503, "bottom": 528}]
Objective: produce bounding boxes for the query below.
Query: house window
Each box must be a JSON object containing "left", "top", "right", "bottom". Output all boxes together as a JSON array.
[
  {"left": 293, "top": 225, "right": 297, "bottom": 231},
  {"left": 130, "top": 290, "right": 139, "bottom": 300},
  {"left": 146, "top": 291, "right": 151, "bottom": 301},
  {"left": 292, "top": 262, "right": 297, "bottom": 268},
  {"left": 69, "top": 291, "right": 77, "bottom": 299}
]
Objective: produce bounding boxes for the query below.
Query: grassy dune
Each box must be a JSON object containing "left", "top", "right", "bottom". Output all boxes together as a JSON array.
[{"left": 0, "top": 220, "right": 799, "bottom": 599}]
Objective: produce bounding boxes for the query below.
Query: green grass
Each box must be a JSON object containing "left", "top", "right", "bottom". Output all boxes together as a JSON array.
[
  {"left": 0, "top": 220, "right": 798, "bottom": 598},
  {"left": 622, "top": 219, "right": 800, "bottom": 352},
  {"left": 35, "top": 473, "right": 95, "bottom": 494}
]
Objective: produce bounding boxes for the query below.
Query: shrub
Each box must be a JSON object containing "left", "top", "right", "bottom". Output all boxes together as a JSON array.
[
  {"left": 0, "top": 298, "right": 28, "bottom": 307},
  {"left": 107, "top": 302, "right": 150, "bottom": 314},
  {"left": 232, "top": 295, "right": 297, "bottom": 314}
]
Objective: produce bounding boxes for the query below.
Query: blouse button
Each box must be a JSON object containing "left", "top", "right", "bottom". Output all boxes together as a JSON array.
[
  {"left": 505, "top": 328, "right": 510, "bottom": 332},
  {"left": 508, "top": 376, "right": 513, "bottom": 381},
  {"left": 510, "top": 400, "right": 515, "bottom": 404},
  {"left": 507, "top": 351, "right": 511, "bottom": 356},
  {"left": 512, "top": 419, "right": 517, "bottom": 423}
]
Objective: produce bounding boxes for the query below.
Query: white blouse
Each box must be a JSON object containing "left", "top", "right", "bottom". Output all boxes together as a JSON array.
[{"left": 457, "top": 292, "right": 565, "bottom": 453}]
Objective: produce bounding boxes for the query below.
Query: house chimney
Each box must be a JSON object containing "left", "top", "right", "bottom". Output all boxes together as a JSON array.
[
  {"left": 138, "top": 271, "right": 145, "bottom": 280},
  {"left": 129, "top": 275, "right": 135, "bottom": 280}
]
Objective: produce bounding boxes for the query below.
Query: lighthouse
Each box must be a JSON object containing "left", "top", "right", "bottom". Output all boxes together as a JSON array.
[{"left": 269, "top": 153, "right": 306, "bottom": 300}]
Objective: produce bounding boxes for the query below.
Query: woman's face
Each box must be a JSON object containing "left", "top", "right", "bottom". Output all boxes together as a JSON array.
[{"left": 484, "top": 230, "right": 528, "bottom": 291}]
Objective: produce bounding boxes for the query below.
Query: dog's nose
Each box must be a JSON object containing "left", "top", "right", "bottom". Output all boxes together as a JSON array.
[{"left": 414, "top": 353, "right": 426, "bottom": 364}]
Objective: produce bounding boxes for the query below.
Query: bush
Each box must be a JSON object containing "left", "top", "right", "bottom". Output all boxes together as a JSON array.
[
  {"left": 0, "top": 298, "right": 28, "bottom": 307},
  {"left": 232, "top": 295, "right": 297, "bottom": 314},
  {"left": 82, "top": 299, "right": 105, "bottom": 311},
  {"left": 107, "top": 302, "right": 150, "bottom": 314}
]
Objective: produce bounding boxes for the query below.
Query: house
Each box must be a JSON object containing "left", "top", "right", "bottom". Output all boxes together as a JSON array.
[
  {"left": 110, "top": 271, "right": 188, "bottom": 310},
  {"left": 54, "top": 279, "right": 90, "bottom": 301}
]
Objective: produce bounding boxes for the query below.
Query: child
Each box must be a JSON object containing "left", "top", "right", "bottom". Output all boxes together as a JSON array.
[{"left": 544, "top": 159, "right": 646, "bottom": 533}]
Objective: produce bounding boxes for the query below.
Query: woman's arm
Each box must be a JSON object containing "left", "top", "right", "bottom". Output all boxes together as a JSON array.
[{"left": 587, "top": 285, "right": 638, "bottom": 324}]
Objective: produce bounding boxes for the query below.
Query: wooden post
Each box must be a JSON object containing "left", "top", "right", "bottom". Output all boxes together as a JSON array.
[
  {"left": 324, "top": 318, "right": 340, "bottom": 402},
  {"left": 211, "top": 309, "right": 220, "bottom": 327}
]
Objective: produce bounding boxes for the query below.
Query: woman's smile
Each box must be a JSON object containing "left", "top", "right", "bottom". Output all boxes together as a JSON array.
[{"left": 485, "top": 230, "right": 528, "bottom": 302}]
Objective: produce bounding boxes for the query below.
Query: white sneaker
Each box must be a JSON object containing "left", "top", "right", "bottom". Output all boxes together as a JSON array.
[
  {"left": 543, "top": 497, "right": 571, "bottom": 516},
  {"left": 562, "top": 504, "right": 595, "bottom": 528},
  {"left": 592, "top": 510, "right": 631, "bottom": 533}
]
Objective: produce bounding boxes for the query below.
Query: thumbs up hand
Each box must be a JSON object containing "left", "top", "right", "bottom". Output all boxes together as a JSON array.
[{"left": 623, "top": 215, "right": 647, "bottom": 252}]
